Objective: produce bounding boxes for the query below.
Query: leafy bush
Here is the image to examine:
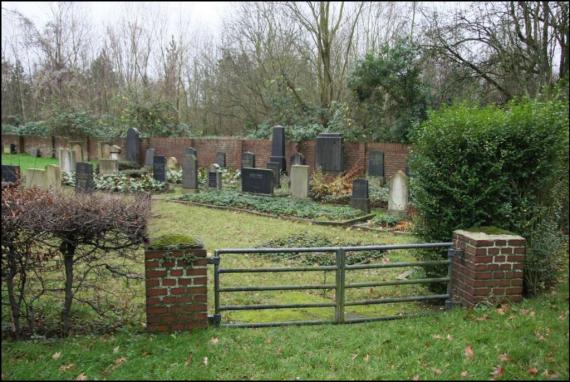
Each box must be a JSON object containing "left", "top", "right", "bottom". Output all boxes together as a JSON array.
[
  {"left": 257, "top": 233, "right": 385, "bottom": 266},
  {"left": 410, "top": 98, "right": 569, "bottom": 294},
  {"left": 180, "top": 190, "right": 364, "bottom": 221},
  {"left": 309, "top": 170, "right": 353, "bottom": 202},
  {"left": 118, "top": 161, "right": 142, "bottom": 171},
  {"left": 1, "top": 121, "right": 51, "bottom": 137},
  {"left": 372, "top": 213, "right": 401, "bottom": 227},
  {"left": 62, "top": 172, "right": 166, "bottom": 193}
]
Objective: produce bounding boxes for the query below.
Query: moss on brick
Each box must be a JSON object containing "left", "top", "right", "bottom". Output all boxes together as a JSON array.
[
  {"left": 464, "top": 226, "right": 515, "bottom": 235},
  {"left": 148, "top": 234, "right": 203, "bottom": 250}
]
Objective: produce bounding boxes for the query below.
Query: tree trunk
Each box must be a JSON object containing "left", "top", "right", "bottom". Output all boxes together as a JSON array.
[
  {"left": 7, "top": 245, "right": 21, "bottom": 339},
  {"left": 61, "top": 242, "right": 75, "bottom": 336}
]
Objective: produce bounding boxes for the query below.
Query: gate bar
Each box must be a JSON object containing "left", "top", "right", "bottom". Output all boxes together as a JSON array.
[
  {"left": 219, "top": 302, "right": 336, "bottom": 311},
  {"left": 345, "top": 277, "right": 450, "bottom": 288},
  {"left": 218, "top": 265, "right": 337, "bottom": 273},
  {"left": 346, "top": 259, "right": 450, "bottom": 270},
  {"left": 219, "top": 284, "right": 336, "bottom": 292},
  {"left": 345, "top": 294, "right": 449, "bottom": 307}
]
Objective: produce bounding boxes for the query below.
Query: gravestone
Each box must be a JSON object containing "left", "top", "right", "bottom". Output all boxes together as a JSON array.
[
  {"left": 270, "top": 125, "right": 286, "bottom": 174},
  {"left": 99, "top": 159, "right": 119, "bottom": 175},
  {"left": 208, "top": 165, "right": 222, "bottom": 190},
  {"left": 182, "top": 151, "right": 198, "bottom": 190},
  {"left": 25, "top": 168, "right": 47, "bottom": 189},
  {"left": 153, "top": 156, "right": 167, "bottom": 182},
  {"left": 126, "top": 127, "right": 141, "bottom": 164},
  {"left": 1, "top": 165, "right": 20, "bottom": 183},
  {"left": 215, "top": 152, "right": 226, "bottom": 168},
  {"left": 97, "top": 142, "right": 112, "bottom": 160},
  {"left": 75, "top": 162, "right": 94, "bottom": 193},
  {"left": 71, "top": 143, "right": 83, "bottom": 162},
  {"left": 315, "top": 132, "right": 343, "bottom": 173},
  {"left": 185, "top": 147, "right": 197, "bottom": 158},
  {"left": 3, "top": 144, "right": 11, "bottom": 154},
  {"left": 31, "top": 148, "right": 41, "bottom": 158},
  {"left": 266, "top": 161, "right": 281, "bottom": 188},
  {"left": 10, "top": 143, "right": 17, "bottom": 154},
  {"left": 388, "top": 170, "right": 408, "bottom": 212},
  {"left": 290, "top": 165, "right": 309, "bottom": 199},
  {"left": 167, "top": 156, "right": 178, "bottom": 170},
  {"left": 241, "top": 168, "right": 274, "bottom": 195},
  {"left": 368, "top": 150, "right": 385, "bottom": 182},
  {"left": 144, "top": 148, "right": 155, "bottom": 168},
  {"left": 241, "top": 151, "right": 256, "bottom": 169},
  {"left": 290, "top": 152, "right": 306, "bottom": 166},
  {"left": 110, "top": 145, "right": 121, "bottom": 160},
  {"left": 58, "top": 148, "right": 76, "bottom": 175},
  {"left": 45, "top": 165, "right": 62, "bottom": 191},
  {"left": 350, "top": 179, "right": 370, "bottom": 214}
]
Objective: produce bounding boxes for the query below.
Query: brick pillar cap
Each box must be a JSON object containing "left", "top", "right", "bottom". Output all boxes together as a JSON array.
[{"left": 453, "top": 229, "right": 525, "bottom": 241}]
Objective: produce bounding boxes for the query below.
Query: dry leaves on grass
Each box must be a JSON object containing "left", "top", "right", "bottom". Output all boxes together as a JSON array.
[
  {"left": 363, "top": 354, "right": 370, "bottom": 363},
  {"left": 113, "top": 346, "right": 120, "bottom": 354},
  {"left": 527, "top": 367, "right": 538, "bottom": 376},
  {"left": 490, "top": 366, "right": 505, "bottom": 380},
  {"left": 496, "top": 304, "right": 509, "bottom": 315},
  {"left": 203, "top": 357, "right": 208, "bottom": 367},
  {"left": 52, "top": 352, "right": 62, "bottom": 360},
  {"left": 210, "top": 337, "right": 220, "bottom": 345},
  {"left": 75, "top": 373, "right": 88, "bottom": 381},
  {"left": 460, "top": 371, "right": 469, "bottom": 377},
  {"left": 59, "top": 364, "right": 75, "bottom": 372},
  {"left": 464, "top": 345, "right": 474, "bottom": 360},
  {"left": 498, "top": 353, "right": 511, "bottom": 362},
  {"left": 432, "top": 368, "right": 442, "bottom": 376},
  {"left": 184, "top": 353, "right": 193, "bottom": 367}
]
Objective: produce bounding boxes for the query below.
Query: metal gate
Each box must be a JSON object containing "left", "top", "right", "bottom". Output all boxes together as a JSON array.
[{"left": 209, "top": 242, "right": 457, "bottom": 328}]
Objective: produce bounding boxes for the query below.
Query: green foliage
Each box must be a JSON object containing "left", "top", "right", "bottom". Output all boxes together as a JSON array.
[
  {"left": 47, "top": 112, "right": 97, "bottom": 139},
  {"left": 179, "top": 190, "right": 364, "bottom": 221},
  {"left": 1, "top": 121, "right": 51, "bottom": 137},
  {"left": 349, "top": 39, "right": 428, "bottom": 143},
  {"left": 119, "top": 100, "right": 191, "bottom": 137},
  {"left": 62, "top": 172, "right": 166, "bottom": 193},
  {"left": 147, "top": 234, "right": 202, "bottom": 250},
  {"left": 118, "top": 161, "right": 142, "bottom": 171},
  {"left": 410, "top": 98, "right": 569, "bottom": 294},
  {"left": 257, "top": 233, "right": 385, "bottom": 266},
  {"left": 372, "top": 213, "right": 401, "bottom": 227}
]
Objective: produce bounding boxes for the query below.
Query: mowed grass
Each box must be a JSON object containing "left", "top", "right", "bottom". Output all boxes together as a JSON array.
[
  {"left": 2, "top": 198, "right": 568, "bottom": 380},
  {"left": 1, "top": 153, "right": 97, "bottom": 172}
]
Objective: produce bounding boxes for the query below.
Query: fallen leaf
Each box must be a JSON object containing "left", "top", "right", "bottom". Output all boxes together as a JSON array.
[
  {"left": 460, "top": 371, "right": 468, "bottom": 377},
  {"left": 527, "top": 367, "right": 538, "bottom": 376},
  {"left": 184, "top": 353, "right": 193, "bottom": 367},
  {"left": 498, "top": 353, "right": 511, "bottom": 362},
  {"left": 412, "top": 375, "right": 420, "bottom": 381},
  {"left": 490, "top": 366, "right": 504, "bottom": 380},
  {"left": 114, "top": 357, "right": 127, "bottom": 366},
  {"left": 475, "top": 314, "right": 490, "bottom": 321},
  {"left": 446, "top": 334, "right": 454, "bottom": 341},
  {"left": 210, "top": 337, "right": 219, "bottom": 345},
  {"left": 75, "top": 373, "right": 87, "bottom": 381},
  {"left": 432, "top": 334, "right": 443, "bottom": 340},
  {"left": 363, "top": 354, "right": 370, "bottom": 363},
  {"left": 351, "top": 354, "right": 358, "bottom": 361},
  {"left": 496, "top": 304, "right": 509, "bottom": 315},
  {"left": 59, "top": 363, "right": 75, "bottom": 372},
  {"left": 113, "top": 346, "right": 120, "bottom": 354},
  {"left": 265, "top": 338, "right": 272, "bottom": 344},
  {"left": 203, "top": 357, "right": 208, "bottom": 367},
  {"left": 464, "top": 345, "right": 474, "bottom": 359},
  {"left": 542, "top": 369, "right": 558, "bottom": 378},
  {"left": 433, "top": 368, "right": 442, "bottom": 375},
  {"left": 52, "top": 352, "right": 62, "bottom": 360}
]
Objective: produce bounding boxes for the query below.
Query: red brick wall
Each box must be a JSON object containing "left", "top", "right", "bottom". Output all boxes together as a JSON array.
[
  {"left": 367, "top": 142, "right": 410, "bottom": 180},
  {"left": 145, "top": 246, "right": 208, "bottom": 332},
  {"left": 451, "top": 230, "right": 525, "bottom": 307}
]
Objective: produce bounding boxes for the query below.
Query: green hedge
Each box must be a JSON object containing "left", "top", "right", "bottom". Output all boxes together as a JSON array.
[{"left": 409, "top": 98, "right": 569, "bottom": 294}]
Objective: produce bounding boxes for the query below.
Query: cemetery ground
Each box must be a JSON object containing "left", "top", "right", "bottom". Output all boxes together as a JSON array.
[{"left": 2, "top": 198, "right": 569, "bottom": 380}]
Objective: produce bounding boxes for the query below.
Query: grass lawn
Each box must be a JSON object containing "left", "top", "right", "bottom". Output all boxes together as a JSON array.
[
  {"left": 1, "top": 153, "right": 97, "bottom": 172},
  {"left": 1, "top": 198, "right": 568, "bottom": 380}
]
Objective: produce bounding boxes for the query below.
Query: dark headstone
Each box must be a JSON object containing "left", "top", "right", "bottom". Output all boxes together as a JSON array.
[
  {"left": 208, "top": 168, "right": 222, "bottom": 190},
  {"left": 76, "top": 162, "right": 94, "bottom": 193},
  {"left": 241, "top": 168, "right": 274, "bottom": 195},
  {"left": 31, "top": 148, "right": 41, "bottom": 158},
  {"left": 182, "top": 152, "right": 198, "bottom": 189},
  {"left": 185, "top": 147, "right": 197, "bottom": 157},
  {"left": 215, "top": 152, "right": 226, "bottom": 168},
  {"left": 153, "top": 155, "right": 166, "bottom": 182},
  {"left": 266, "top": 161, "right": 281, "bottom": 188},
  {"left": 368, "top": 150, "right": 384, "bottom": 177},
  {"left": 126, "top": 127, "right": 141, "bottom": 164},
  {"left": 315, "top": 133, "right": 343, "bottom": 172},
  {"left": 290, "top": 152, "right": 306, "bottom": 166},
  {"left": 270, "top": 125, "right": 286, "bottom": 173},
  {"left": 350, "top": 179, "right": 370, "bottom": 213},
  {"left": 1, "top": 165, "right": 20, "bottom": 183},
  {"left": 241, "top": 151, "right": 256, "bottom": 169},
  {"left": 10, "top": 144, "right": 17, "bottom": 154},
  {"left": 144, "top": 148, "right": 155, "bottom": 168}
]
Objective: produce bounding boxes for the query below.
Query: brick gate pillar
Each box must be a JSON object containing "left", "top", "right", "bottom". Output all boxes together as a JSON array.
[
  {"left": 451, "top": 229, "right": 526, "bottom": 307},
  {"left": 145, "top": 236, "right": 208, "bottom": 332}
]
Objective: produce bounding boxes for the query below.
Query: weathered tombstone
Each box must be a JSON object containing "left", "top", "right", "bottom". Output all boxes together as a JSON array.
[
  {"left": 45, "top": 165, "right": 61, "bottom": 191},
  {"left": 1, "top": 165, "right": 20, "bottom": 183},
  {"left": 270, "top": 125, "right": 286, "bottom": 173},
  {"left": 182, "top": 151, "right": 198, "bottom": 190},
  {"left": 31, "top": 148, "right": 41, "bottom": 158},
  {"left": 290, "top": 152, "right": 306, "bottom": 166},
  {"left": 215, "top": 152, "right": 226, "bottom": 168},
  {"left": 25, "top": 168, "right": 47, "bottom": 189},
  {"left": 126, "top": 127, "right": 141, "bottom": 164},
  {"left": 144, "top": 148, "right": 155, "bottom": 168},
  {"left": 388, "top": 170, "right": 408, "bottom": 212},
  {"left": 208, "top": 165, "right": 222, "bottom": 190},
  {"left": 350, "top": 179, "right": 370, "bottom": 214},
  {"left": 3, "top": 144, "right": 11, "bottom": 154},
  {"left": 290, "top": 165, "right": 310, "bottom": 199},
  {"left": 71, "top": 143, "right": 83, "bottom": 162},
  {"left": 109, "top": 145, "right": 121, "bottom": 160},
  {"left": 315, "top": 132, "right": 343, "bottom": 173},
  {"left": 241, "top": 151, "right": 256, "bottom": 169},
  {"left": 58, "top": 148, "right": 76, "bottom": 175},
  {"left": 368, "top": 150, "right": 385, "bottom": 184},
  {"left": 97, "top": 142, "right": 113, "bottom": 160},
  {"left": 99, "top": 159, "right": 119, "bottom": 175},
  {"left": 153, "top": 155, "right": 167, "bottom": 182},
  {"left": 167, "top": 156, "right": 178, "bottom": 170},
  {"left": 241, "top": 168, "right": 274, "bottom": 195},
  {"left": 185, "top": 147, "right": 197, "bottom": 157},
  {"left": 75, "top": 162, "right": 94, "bottom": 193},
  {"left": 266, "top": 161, "right": 281, "bottom": 188},
  {"left": 10, "top": 143, "right": 17, "bottom": 154}
]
